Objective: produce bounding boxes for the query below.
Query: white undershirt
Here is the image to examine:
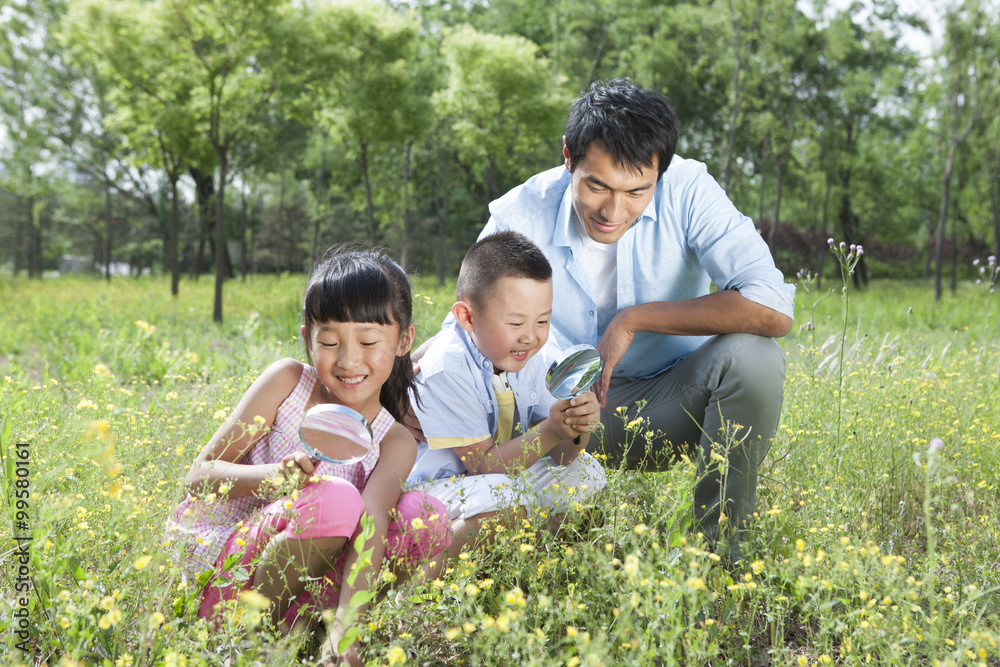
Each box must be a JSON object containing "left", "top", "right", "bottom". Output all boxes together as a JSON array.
[{"left": 573, "top": 212, "right": 619, "bottom": 335}]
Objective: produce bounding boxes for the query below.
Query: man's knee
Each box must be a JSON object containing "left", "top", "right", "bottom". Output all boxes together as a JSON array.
[{"left": 718, "top": 334, "right": 785, "bottom": 383}]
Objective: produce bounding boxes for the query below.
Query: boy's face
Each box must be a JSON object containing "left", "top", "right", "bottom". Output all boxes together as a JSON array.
[{"left": 459, "top": 276, "right": 552, "bottom": 374}]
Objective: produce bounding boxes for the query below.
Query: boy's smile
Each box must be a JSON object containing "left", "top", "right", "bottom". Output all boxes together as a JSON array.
[{"left": 456, "top": 276, "right": 553, "bottom": 374}]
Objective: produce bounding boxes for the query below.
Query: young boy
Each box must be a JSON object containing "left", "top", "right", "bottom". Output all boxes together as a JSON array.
[{"left": 406, "top": 231, "right": 606, "bottom": 553}]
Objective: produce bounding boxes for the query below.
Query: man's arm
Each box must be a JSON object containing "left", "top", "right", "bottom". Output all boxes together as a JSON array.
[{"left": 594, "top": 290, "right": 791, "bottom": 406}]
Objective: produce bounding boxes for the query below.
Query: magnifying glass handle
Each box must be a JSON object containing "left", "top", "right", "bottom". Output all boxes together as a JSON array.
[{"left": 573, "top": 435, "right": 581, "bottom": 445}]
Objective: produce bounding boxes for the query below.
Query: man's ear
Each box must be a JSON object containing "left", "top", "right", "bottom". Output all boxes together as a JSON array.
[
  {"left": 452, "top": 301, "right": 475, "bottom": 333},
  {"left": 562, "top": 136, "right": 571, "bottom": 171}
]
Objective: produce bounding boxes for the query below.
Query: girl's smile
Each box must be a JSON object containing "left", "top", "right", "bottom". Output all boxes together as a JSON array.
[{"left": 305, "top": 320, "right": 413, "bottom": 419}]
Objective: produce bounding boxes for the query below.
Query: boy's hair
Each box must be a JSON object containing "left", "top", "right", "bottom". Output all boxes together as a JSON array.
[
  {"left": 565, "top": 78, "right": 679, "bottom": 180},
  {"left": 457, "top": 231, "right": 552, "bottom": 311},
  {"left": 302, "top": 246, "right": 416, "bottom": 422}
]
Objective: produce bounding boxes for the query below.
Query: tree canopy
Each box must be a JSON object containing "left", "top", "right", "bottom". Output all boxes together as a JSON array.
[{"left": 2, "top": 0, "right": 999, "bottom": 318}]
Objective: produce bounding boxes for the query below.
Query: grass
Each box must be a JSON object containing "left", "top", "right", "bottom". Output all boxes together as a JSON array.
[{"left": 1, "top": 272, "right": 998, "bottom": 666}]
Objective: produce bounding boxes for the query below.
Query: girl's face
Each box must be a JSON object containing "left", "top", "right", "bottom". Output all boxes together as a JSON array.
[{"left": 303, "top": 319, "right": 414, "bottom": 419}]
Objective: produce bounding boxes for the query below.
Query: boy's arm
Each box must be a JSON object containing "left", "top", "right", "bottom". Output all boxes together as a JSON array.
[{"left": 453, "top": 392, "right": 599, "bottom": 475}]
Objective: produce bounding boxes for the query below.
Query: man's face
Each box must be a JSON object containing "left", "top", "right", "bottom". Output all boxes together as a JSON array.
[{"left": 565, "top": 142, "right": 659, "bottom": 244}]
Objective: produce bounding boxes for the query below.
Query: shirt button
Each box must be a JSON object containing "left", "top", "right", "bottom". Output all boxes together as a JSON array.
[
  {"left": 530, "top": 392, "right": 537, "bottom": 399},
  {"left": 588, "top": 310, "right": 595, "bottom": 317}
]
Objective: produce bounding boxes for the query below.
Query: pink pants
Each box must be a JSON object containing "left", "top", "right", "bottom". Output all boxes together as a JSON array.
[{"left": 198, "top": 478, "right": 449, "bottom": 627}]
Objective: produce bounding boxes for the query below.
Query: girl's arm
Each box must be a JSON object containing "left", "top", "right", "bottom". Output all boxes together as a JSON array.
[
  {"left": 324, "top": 423, "right": 417, "bottom": 662},
  {"left": 185, "top": 358, "right": 307, "bottom": 498}
]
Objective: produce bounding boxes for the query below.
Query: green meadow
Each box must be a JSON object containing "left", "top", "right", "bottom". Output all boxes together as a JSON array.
[{"left": 1, "top": 272, "right": 998, "bottom": 666}]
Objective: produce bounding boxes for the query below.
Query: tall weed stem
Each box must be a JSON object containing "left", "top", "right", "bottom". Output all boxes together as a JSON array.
[{"left": 828, "top": 239, "right": 863, "bottom": 471}]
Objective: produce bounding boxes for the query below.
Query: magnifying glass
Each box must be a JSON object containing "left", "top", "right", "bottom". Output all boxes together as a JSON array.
[
  {"left": 298, "top": 404, "right": 374, "bottom": 465},
  {"left": 545, "top": 344, "right": 603, "bottom": 443}
]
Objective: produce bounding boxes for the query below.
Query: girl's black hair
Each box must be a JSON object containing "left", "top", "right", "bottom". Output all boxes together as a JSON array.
[{"left": 302, "top": 247, "right": 417, "bottom": 423}]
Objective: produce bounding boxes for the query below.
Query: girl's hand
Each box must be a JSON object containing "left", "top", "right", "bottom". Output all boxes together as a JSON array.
[{"left": 276, "top": 451, "right": 316, "bottom": 489}]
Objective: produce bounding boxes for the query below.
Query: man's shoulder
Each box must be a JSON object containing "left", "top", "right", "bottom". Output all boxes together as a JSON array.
[
  {"left": 660, "top": 154, "right": 713, "bottom": 189},
  {"left": 489, "top": 164, "right": 569, "bottom": 224}
]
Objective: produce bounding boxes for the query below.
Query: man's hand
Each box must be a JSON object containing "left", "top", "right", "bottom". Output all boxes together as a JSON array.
[{"left": 594, "top": 309, "right": 635, "bottom": 407}]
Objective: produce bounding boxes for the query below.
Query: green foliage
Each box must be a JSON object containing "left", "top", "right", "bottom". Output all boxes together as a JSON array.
[{"left": 435, "top": 24, "right": 569, "bottom": 200}]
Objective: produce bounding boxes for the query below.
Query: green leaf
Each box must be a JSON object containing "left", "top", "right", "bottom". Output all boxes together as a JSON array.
[
  {"left": 337, "top": 628, "right": 359, "bottom": 655},
  {"left": 347, "top": 589, "right": 375, "bottom": 609}
]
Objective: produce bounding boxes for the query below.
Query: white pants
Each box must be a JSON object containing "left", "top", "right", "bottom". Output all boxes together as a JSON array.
[{"left": 413, "top": 453, "right": 607, "bottom": 521}]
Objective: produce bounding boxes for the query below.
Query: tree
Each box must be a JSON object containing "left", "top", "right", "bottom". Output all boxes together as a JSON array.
[
  {"left": 435, "top": 25, "right": 568, "bottom": 206},
  {"left": 62, "top": 0, "right": 212, "bottom": 296},
  {"left": 314, "top": 2, "right": 432, "bottom": 255},
  {"left": 0, "top": 0, "right": 68, "bottom": 277},
  {"left": 159, "top": 0, "right": 311, "bottom": 322},
  {"left": 819, "top": 4, "right": 920, "bottom": 287},
  {"left": 932, "top": 0, "right": 986, "bottom": 301}
]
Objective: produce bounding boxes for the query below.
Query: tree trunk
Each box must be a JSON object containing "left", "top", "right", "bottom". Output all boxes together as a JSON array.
[
  {"left": 360, "top": 141, "right": 377, "bottom": 245},
  {"left": 757, "top": 137, "right": 767, "bottom": 225},
  {"left": 720, "top": 0, "right": 760, "bottom": 192},
  {"left": 934, "top": 77, "right": 961, "bottom": 301},
  {"left": 214, "top": 151, "right": 228, "bottom": 324},
  {"left": 767, "top": 155, "right": 784, "bottom": 252},
  {"left": 933, "top": 143, "right": 956, "bottom": 302},
  {"left": 189, "top": 167, "right": 215, "bottom": 280},
  {"left": 169, "top": 177, "right": 181, "bottom": 296},
  {"left": 104, "top": 184, "right": 113, "bottom": 282},
  {"left": 950, "top": 212, "right": 962, "bottom": 294},
  {"left": 435, "top": 146, "right": 449, "bottom": 286},
  {"left": 21, "top": 196, "right": 31, "bottom": 278},
  {"left": 240, "top": 186, "right": 248, "bottom": 282},
  {"left": 28, "top": 198, "right": 42, "bottom": 279},
  {"left": 278, "top": 170, "right": 287, "bottom": 274},
  {"left": 816, "top": 171, "right": 832, "bottom": 290},
  {"left": 839, "top": 169, "right": 866, "bottom": 289},
  {"left": 401, "top": 141, "right": 413, "bottom": 269},
  {"left": 486, "top": 156, "right": 500, "bottom": 204},
  {"left": 312, "top": 127, "right": 327, "bottom": 266},
  {"left": 987, "top": 146, "right": 1000, "bottom": 261}
]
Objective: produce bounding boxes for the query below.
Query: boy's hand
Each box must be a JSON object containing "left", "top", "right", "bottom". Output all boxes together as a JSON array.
[
  {"left": 275, "top": 451, "right": 316, "bottom": 489},
  {"left": 545, "top": 390, "right": 600, "bottom": 441}
]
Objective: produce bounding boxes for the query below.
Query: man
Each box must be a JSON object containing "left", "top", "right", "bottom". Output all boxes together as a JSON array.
[{"left": 479, "top": 79, "right": 795, "bottom": 564}]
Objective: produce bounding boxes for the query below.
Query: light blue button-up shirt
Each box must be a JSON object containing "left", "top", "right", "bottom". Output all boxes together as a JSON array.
[
  {"left": 481, "top": 155, "right": 796, "bottom": 380},
  {"left": 406, "top": 320, "right": 559, "bottom": 483}
]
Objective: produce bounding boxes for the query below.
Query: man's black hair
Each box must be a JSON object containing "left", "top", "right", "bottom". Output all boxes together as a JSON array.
[
  {"left": 565, "top": 78, "right": 679, "bottom": 180},
  {"left": 457, "top": 231, "right": 552, "bottom": 311}
]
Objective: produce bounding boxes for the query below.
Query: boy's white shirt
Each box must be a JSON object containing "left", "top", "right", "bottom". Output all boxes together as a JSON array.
[{"left": 405, "top": 320, "right": 563, "bottom": 484}]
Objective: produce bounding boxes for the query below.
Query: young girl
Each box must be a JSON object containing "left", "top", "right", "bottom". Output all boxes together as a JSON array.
[{"left": 166, "top": 249, "right": 449, "bottom": 665}]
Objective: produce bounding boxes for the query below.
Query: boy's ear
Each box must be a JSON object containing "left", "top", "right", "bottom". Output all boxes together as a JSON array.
[
  {"left": 562, "top": 135, "right": 571, "bottom": 171},
  {"left": 452, "top": 301, "right": 475, "bottom": 333}
]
